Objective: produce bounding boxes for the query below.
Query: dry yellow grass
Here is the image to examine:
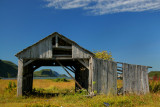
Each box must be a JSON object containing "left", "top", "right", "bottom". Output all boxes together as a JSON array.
[
  {"left": 117, "top": 80, "right": 123, "bottom": 88},
  {"left": 0, "top": 79, "right": 17, "bottom": 92},
  {"left": 0, "top": 79, "right": 160, "bottom": 107},
  {"left": 33, "top": 79, "right": 75, "bottom": 90}
]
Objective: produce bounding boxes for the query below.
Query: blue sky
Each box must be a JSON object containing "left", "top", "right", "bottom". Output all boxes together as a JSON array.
[{"left": 0, "top": 0, "right": 160, "bottom": 76}]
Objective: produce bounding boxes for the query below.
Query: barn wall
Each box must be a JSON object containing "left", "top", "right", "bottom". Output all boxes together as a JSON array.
[
  {"left": 91, "top": 58, "right": 117, "bottom": 95},
  {"left": 17, "top": 37, "right": 52, "bottom": 59},
  {"left": 72, "top": 44, "right": 91, "bottom": 58},
  {"left": 17, "top": 59, "right": 34, "bottom": 96},
  {"left": 123, "top": 63, "right": 149, "bottom": 94}
]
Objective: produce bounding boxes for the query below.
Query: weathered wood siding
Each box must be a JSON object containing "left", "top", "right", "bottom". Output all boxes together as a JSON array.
[
  {"left": 72, "top": 44, "right": 91, "bottom": 58},
  {"left": 17, "top": 59, "right": 34, "bottom": 96},
  {"left": 17, "top": 37, "right": 52, "bottom": 59},
  {"left": 91, "top": 58, "right": 117, "bottom": 95},
  {"left": 123, "top": 64, "right": 149, "bottom": 94}
]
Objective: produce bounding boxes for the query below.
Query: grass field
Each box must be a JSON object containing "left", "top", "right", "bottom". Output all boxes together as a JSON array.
[{"left": 0, "top": 79, "right": 160, "bottom": 107}]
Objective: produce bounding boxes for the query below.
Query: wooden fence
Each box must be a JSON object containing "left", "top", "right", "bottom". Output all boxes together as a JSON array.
[
  {"left": 123, "top": 63, "right": 149, "bottom": 94},
  {"left": 91, "top": 58, "right": 117, "bottom": 95}
]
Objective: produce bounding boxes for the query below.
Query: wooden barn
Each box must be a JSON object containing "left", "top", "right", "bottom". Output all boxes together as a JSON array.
[{"left": 15, "top": 32, "right": 151, "bottom": 96}]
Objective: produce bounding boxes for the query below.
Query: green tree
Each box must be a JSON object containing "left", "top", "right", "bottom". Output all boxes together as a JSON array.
[{"left": 94, "top": 50, "right": 113, "bottom": 61}]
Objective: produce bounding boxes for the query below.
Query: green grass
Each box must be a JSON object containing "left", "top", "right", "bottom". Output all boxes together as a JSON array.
[{"left": 0, "top": 79, "right": 160, "bottom": 107}]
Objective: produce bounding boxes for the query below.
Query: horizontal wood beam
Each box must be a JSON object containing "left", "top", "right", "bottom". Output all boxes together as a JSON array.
[
  {"left": 77, "top": 59, "right": 89, "bottom": 69},
  {"left": 117, "top": 66, "right": 122, "bottom": 69},
  {"left": 117, "top": 69, "right": 123, "bottom": 72},
  {"left": 24, "top": 60, "right": 34, "bottom": 67},
  {"left": 53, "top": 46, "right": 72, "bottom": 50}
]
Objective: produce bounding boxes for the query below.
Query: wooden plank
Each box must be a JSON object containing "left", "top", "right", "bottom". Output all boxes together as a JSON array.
[
  {"left": 88, "top": 57, "right": 93, "bottom": 93},
  {"left": 128, "top": 64, "right": 132, "bottom": 93},
  {"left": 107, "top": 61, "right": 112, "bottom": 95},
  {"left": 17, "top": 59, "right": 24, "bottom": 96},
  {"left": 48, "top": 38, "right": 52, "bottom": 58},
  {"left": 104, "top": 60, "right": 108, "bottom": 94},
  {"left": 137, "top": 65, "right": 141, "bottom": 94},
  {"left": 53, "top": 46, "right": 72, "bottom": 50},
  {"left": 145, "top": 66, "right": 149, "bottom": 93},
  {"left": 18, "top": 36, "right": 53, "bottom": 59},
  {"left": 97, "top": 59, "right": 101, "bottom": 93},
  {"left": 134, "top": 65, "right": 138, "bottom": 94},
  {"left": 24, "top": 60, "right": 34, "bottom": 67},
  {"left": 92, "top": 58, "right": 98, "bottom": 92},
  {"left": 101, "top": 60, "right": 105, "bottom": 94},
  {"left": 56, "top": 35, "right": 58, "bottom": 47},
  {"left": 77, "top": 59, "right": 89, "bottom": 69},
  {"left": 123, "top": 63, "right": 128, "bottom": 94},
  {"left": 72, "top": 44, "right": 90, "bottom": 59},
  {"left": 131, "top": 65, "right": 136, "bottom": 94},
  {"left": 142, "top": 66, "right": 146, "bottom": 94},
  {"left": 113, "top": 61, "right": 117, "bottom": 95}
]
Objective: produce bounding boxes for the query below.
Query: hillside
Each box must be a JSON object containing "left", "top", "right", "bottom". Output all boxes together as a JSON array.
[
  {"left": 34, "top": 69, "right": 68, "bottom": 77},
  {"left": 0, "top": 60, "right": 18, "bottom": 78},
  {"left": 148, "top": 71, "right": 160, "bottom": 79}
]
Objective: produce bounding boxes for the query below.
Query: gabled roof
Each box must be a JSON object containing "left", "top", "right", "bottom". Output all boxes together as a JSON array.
[{"left": 15, "top": 32, "right": 94, "bottom": 57}]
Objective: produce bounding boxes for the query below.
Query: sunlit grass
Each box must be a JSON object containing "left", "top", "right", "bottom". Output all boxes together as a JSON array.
[{"left": 0, "top": 79, "right": 160, "bottom": 107}]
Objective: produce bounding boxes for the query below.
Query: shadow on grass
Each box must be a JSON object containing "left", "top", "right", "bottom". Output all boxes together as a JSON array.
[{"left": 24, "top": 89, "right": 74, "bottom": 98}]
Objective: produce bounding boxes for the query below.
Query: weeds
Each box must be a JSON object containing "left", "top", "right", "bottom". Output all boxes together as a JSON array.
[
  {"left": 0, "top": 79, "right": 160, "bottom": 107},
  {"left": 149, "top": 80, "right": 160, "bottom": 93},
  {"left": 5, "top": 81, "right": 17, "bottom": 92}
]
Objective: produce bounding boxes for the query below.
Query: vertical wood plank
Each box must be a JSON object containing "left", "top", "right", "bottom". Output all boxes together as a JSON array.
[
  {"left": 88, "top": 57, "right": 93, "bottom": 93},
  {"left": 17, "top": 59, "right": 24, "bottom": 96}
]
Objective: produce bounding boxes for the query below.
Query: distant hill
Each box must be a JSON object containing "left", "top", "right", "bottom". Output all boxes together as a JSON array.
[
  {"left": 0, "top": 59, "right": 68, "bottom": 78},
  {"left": 34, "top": 69, "right": 68, "bottom": 77},
  {"left": 148, "top": 71, "right": 160, "bottom": 79},
  {"left": 0, "top": 59, "right": 18, "bottom": 78}
]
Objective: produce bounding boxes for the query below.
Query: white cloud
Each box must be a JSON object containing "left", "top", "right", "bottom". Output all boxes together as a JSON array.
[{"left": 44, "top": 0, "right": 160, "bottom": 15}]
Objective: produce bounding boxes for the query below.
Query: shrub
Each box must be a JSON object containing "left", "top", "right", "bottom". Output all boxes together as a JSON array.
[
  {"left": 94, "top": 50, "right": 113, "bottom": 61},
  {"left": 149, "top": 80, "right": 160, "bottom": 93},
  {"left": 49, "top": 78, "right": 69, "bottom": 82}
]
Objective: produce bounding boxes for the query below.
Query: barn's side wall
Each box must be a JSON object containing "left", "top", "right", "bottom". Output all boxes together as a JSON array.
[
  {"left": 17, "top": 59, "right": 34, "bottom": 96},
  {"left": 17, "top": 37, "right": 53, "bottom": 59},
  {"left": 72, "top": 44, "right": 91, "bottom": 58},
  {"left": 123, "top": 63, "right": 149, "bottom": 94},
  {"left": 90, "top": 58, "right": 117, "bottom": 95}
]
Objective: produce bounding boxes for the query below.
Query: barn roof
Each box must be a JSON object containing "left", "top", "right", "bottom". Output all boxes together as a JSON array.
[{"left": 15, "top": 32, "right": 94, "bottom": 57}]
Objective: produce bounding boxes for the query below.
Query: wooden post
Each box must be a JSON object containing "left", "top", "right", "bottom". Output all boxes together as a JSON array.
[
  {"left": 17, "top": 59, "right": 24, "bottom": 96},
  {"left": 88, "top": 57, "right": 93, "bottom": 93}
]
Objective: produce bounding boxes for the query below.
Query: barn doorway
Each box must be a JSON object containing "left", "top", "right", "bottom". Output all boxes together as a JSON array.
[{"left": 27, "top": 59, "right": 89, "bottom": 97}]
